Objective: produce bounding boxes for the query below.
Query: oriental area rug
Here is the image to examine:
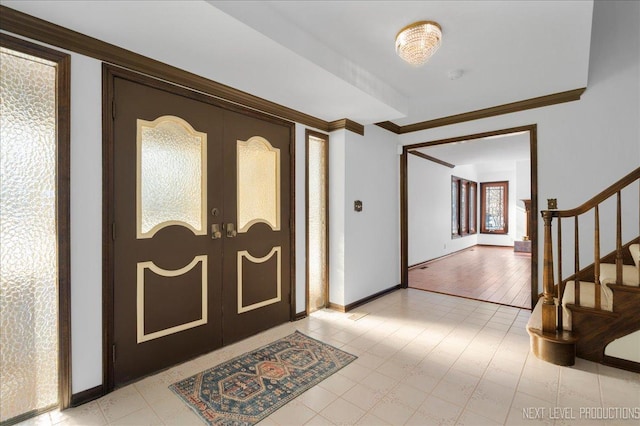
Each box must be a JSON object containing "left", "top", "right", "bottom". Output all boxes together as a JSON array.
[{"left": 169, "top": 331, "right": 357, "bottom": 425}]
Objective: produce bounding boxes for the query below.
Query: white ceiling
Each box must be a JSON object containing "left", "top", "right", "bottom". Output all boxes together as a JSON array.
[
  {"left": 212, "top": 0, "right": 594, "bottom": 125},
  {"left": 413, "top": 132, "right": 530, "bottom": 167},
  {"left": 2, "top": 0, "right": 594, "bottom": 126}
]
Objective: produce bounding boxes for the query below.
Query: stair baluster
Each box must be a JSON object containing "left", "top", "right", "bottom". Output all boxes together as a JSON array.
[
  {"left": 542, "top": 211, "right": 556, "bottom": 333},
  {"left": 557, "top": 218, "right": 564, "bottom": 331},
  {"left": 616, "top": 191, "right": 623, "bottom": 285},
  {"left": 594, "top": 205, "right": 601, "bottom": 310},
  {"left": 574, "top": 216, "right": 581, "bottom": 306}
]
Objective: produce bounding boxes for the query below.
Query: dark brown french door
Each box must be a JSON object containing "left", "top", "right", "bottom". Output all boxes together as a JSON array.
[{"left": 106, "top": 68, "right": 292, "bottom": 386}]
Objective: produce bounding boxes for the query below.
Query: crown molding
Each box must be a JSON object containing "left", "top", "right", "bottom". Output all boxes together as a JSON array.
[
  {"left": 408, "top": 150, "right": 455, "bottom": 168},
  {"left": 374, "top": 120, "right": 402, "bottom": 134},
  {"left": 328, "top": 118, "right": 365, "bottom": 136},
  {"left": 377, "top": 87, "right": 586, "bottom": 135},
  {"left": 0, "top": 5, "right": 365, "bottom": 135}
]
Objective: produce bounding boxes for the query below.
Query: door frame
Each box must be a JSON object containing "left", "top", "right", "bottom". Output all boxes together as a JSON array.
[
  {"left": 400, "top": 124, "right": 539, "bottom": 310},
  {"left": 0, "top": 34, "right": 71, "bottom": 415},
  {"left": 305, "top": 130, "right": 330, "bottom": 314},
  {"left": 102, "top": 64, "right": 296, "bottom": 391}
]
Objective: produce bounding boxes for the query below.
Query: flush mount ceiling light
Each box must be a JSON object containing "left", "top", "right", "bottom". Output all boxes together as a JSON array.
[{"left": 395, "top": 20, "right": 442, "bottom": 66}]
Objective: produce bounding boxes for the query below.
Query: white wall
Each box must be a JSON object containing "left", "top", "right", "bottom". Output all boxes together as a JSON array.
[
  {"left": 68, "top": 53, "right": 103, "bottom": 394},
  {"left": 399, "top": 0, "right": 640, "bottom": 289},
  {"left": 343, "top": 125, "right": 400, "bottom": 304},
  {"left": 329, "top": 126, "right": 401, "bottom": 306},
  {"left": 408, "top": 159, "right": 478, "bottom": 265},
  {"left": 329, "top": 130, "right": 347, "bottom": 306}
]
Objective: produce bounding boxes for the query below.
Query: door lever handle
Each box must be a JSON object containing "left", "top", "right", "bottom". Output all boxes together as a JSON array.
[
  {"left": 211, "top": 224, "right": 222, "bottom": 239},
  {"left": 225, "top": 222, "right": 237, "bottom": 238}
]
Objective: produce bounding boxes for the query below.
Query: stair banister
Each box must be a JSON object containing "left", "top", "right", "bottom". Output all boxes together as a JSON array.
[
  {"left": 532, "top": 166, "right": 640, "bottom": 370},
  {"left": 540, "top": 166, "right": 640, "bottom": 331},
  {"left": 550, "top": 168, "right": 640, "bottom": 218}
]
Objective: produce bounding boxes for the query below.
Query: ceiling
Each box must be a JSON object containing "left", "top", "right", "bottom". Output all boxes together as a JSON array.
[
  {"left": 211, "top": 0, "right": 594, "bottom": 125},
  {"left": 2, "top": 0, "right": 594, "bottom": 127},
  {"left": 413, "top": 131, "right": 530, "bottom": 167}
]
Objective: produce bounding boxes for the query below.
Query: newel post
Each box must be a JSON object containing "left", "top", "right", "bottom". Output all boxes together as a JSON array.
[{"left": 542, "top": 210, "right": 557, "bottom": 333}]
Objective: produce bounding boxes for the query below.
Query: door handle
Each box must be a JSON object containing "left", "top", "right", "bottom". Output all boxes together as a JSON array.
[
  {"left": 225, "top": 222, "right": 237, "bottom": 238},
  {"left": 211, "top": 224, "right": 222, "bottom": 239}
]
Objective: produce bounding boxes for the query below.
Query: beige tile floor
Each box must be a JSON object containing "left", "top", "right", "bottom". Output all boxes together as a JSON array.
[{"left": 19, "top": 289, "right": 640, "bottom": 426}]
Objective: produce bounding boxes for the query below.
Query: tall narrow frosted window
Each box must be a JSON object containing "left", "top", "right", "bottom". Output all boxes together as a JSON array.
[
  {"left": 137, "top": 116, "right": 207, "bottom": 239},
  {"left": 0, "top": 48, "right": 58, "bottom": 422},
  {"left": 237, "top": 136, "right": 280, "bottom": 233},
  {"left": 307, "top": 134, "right": 328, "bottom": 313}
]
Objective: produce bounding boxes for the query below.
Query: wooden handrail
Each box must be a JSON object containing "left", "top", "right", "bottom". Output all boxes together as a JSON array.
[{"left": 548, "top": 167, "right": 639, "bottom": 218}]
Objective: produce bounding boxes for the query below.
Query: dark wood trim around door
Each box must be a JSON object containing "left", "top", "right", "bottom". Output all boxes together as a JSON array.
[
  {"left": 0, "top": 5, "right": 363, "bottom": 135},
  {"left": 0, "top": 33, "right": 72, "bottom": 412},
  {"left": 102, "top": 64, "right": 297, "bottom": 392},
  {"left": 305, "top": 129, "right": 330, "bottom": 314},
  {"left": 400, "top": 151, "right": 409, "bottom": 288},
  {"left": 401, "top": 125, "right": 539, "bottom": 309}
]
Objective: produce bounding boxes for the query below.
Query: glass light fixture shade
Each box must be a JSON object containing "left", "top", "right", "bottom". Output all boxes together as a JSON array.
[{"left": 395, "top": 21, "right": 442, "bottom": 66}]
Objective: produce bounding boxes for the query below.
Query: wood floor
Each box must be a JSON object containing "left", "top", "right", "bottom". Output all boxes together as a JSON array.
[{"left": 409, "top": 245, "right": 532, "bottom": 309}]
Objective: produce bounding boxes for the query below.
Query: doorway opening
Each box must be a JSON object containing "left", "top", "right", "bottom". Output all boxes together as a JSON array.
[
  {"left": 401, "top": 125, "right": 538, "bottom": 310},
  {"left": 0, "top": 34, "right": 71, "bottom": 423},
  {"left": 305, "top": 130, "right": 329, "bottom": 314}
]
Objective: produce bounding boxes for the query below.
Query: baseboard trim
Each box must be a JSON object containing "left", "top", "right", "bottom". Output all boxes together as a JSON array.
[
  {"left": 409, "top": 245, "right": 477, "bottom": 269},
  {"left": 410, "top": 244, "right": 521, "bottom": 270},
  {"left": 329, "top": 284, "right": 402, "bottom": 313},
  {"left": 70, "top": 385, "right": 104, "bottom": 407},
  {"left": 328, "top": 302, "right": 346, "bottom": 312},
  {"left": 603, "top": 355, "right": 640, "bottom": 373},
  {"left": 1, "top": 404, "right": 57, "bottom": 426},
  {"left": 294, "top": 311, "right": 307, "bottom": 321}
]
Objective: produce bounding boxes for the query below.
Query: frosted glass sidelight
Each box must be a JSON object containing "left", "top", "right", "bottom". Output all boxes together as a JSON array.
[
  {"left": 137, "top": 116, "right": 207, "bottom": 239},
  {"left": 0, "top": 48, "right": 58, "bottom": 422},
  {"left": 307, "top": 136, "right": 327, "bottom": 312},
  {"left": 237, "top": 136, "right": 280, "bottom": 233}
]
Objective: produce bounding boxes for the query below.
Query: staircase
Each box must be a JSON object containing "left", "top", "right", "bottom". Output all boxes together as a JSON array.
[{"left": 527, "top": 167, "right": 640, "bottom": 372}]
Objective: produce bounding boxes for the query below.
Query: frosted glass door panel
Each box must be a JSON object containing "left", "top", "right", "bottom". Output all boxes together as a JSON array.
[
  {"left": 237, "top": 136, "right": 280, "bottom": 233},
  {"left": 307, "top": 136, "right": 327, "bottom": 312},
  {"left": 0, "top": 48, "right": 58, "bottom": 422},
  {"left": 137, "top": 116, "right": 207, "bottom": 239}
]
